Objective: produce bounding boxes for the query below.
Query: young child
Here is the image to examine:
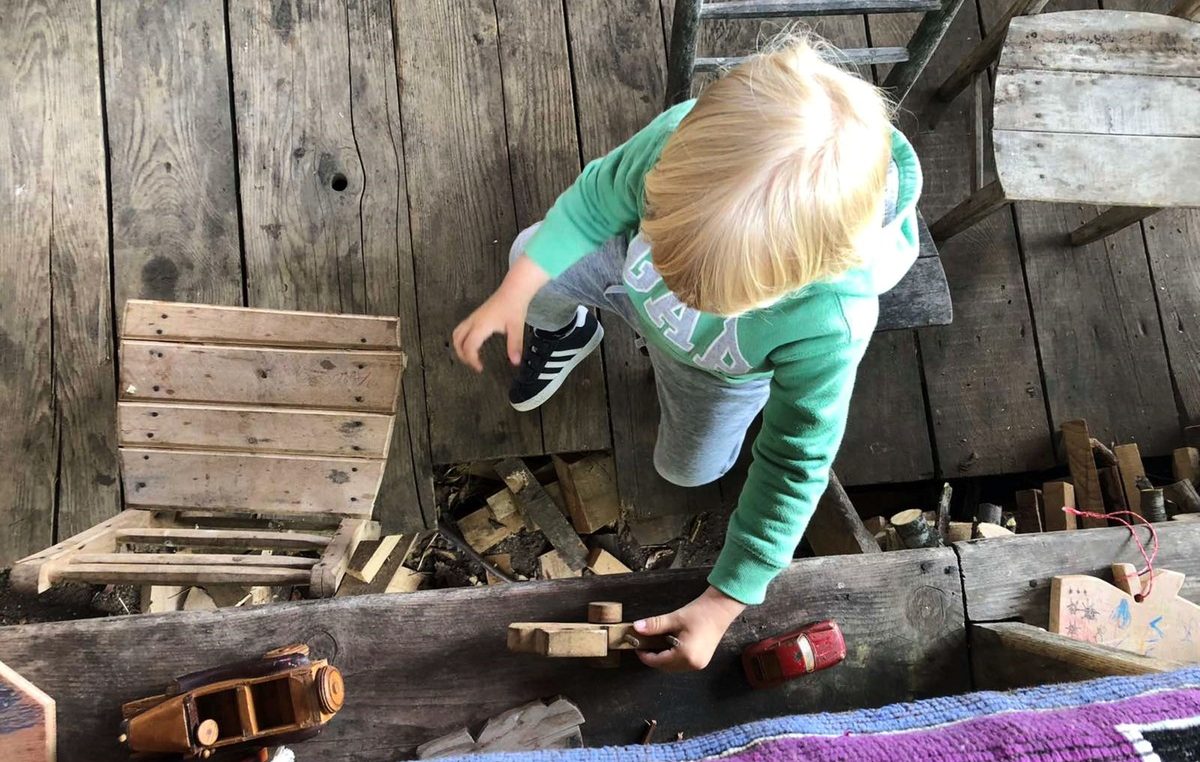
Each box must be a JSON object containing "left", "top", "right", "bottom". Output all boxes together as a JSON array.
[{"left": 452, "top": 37, "right": 921, "bottom": 672}]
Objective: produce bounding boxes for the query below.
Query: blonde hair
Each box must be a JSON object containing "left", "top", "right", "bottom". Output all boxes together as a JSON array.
[{"left": 642, "top": 34, "right": 894, "bottom": 315}]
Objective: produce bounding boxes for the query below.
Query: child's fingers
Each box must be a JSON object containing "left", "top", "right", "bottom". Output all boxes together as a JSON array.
[
  {"left": 506, "top": 320, "right": 524, "bottom": 366},
  {"left": 634, "top": 613, "right": 682, "bottom": 636},
  {"left": 636, "top": 648, "right": 688, "bottom": 672},
  {"left": 464, "top": 326, "right": 492, "bottom": 372}
]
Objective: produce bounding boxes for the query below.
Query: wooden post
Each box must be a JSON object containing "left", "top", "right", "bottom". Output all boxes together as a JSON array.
[
  {"left": 1141, "top": 489, "right": 1168, "bottom": 523},
  {"left": 1043, "top": 482, "right": 1077, "bottom": 532},
  {"left": 883, "top": 0, "right": 971, "bottom": 106},
  {"left": 890, "top": 509, "right": 940, "bottom": 549},
  {"left": 664, "top": 0, "right": 702, "bottom": 107},
  {"left": 1114, "top": 444, "right": 1147, "bottom": 518},
  {"left": 806, "top": 472, "right": 881, "bottom": 556},
  {"left": 1061, "top": 420, "right": 1106, "bottom": 528},
  {"left": 1014, "top": 490, "right": 1044, "bottom": 533},
  {"left": 1069, "top": 206, "right": 1159, "bottom": 246}
]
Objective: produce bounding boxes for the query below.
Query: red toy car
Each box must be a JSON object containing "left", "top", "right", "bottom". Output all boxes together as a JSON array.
[{"left": 742, "top": 620, "right": 846, "bottom": 689}]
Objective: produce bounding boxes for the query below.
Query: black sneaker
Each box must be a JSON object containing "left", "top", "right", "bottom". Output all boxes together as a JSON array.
[{"left": 509, "top": 306, "right": 604, "bottom": 412}]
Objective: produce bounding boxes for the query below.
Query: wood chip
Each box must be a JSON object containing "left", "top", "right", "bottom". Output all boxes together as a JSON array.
[
  {"left": 457, "top": 508, "right": 512, "bottom": 553},
  {"left": 975, "top": 522, "right": 1015, "bottom": 539},
  {"left": 486, "top": 488, "right": 519, "bottom": 520},
  {"left": 384, "top": 566, "right": 427, "bottom": 594},
  {"left": 538, "top": 550, "right": 582, "bottom": 580},
  {"left": 586, "top": 548, "right": 631, "bottom": 575}
]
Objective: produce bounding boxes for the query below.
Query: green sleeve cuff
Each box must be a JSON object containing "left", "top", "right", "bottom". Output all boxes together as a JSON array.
[
  {"left": 707, "top": 540, "right": 786, "bottom": 606},
  {"left": 521, "top": 218, "right": 595, "bottom": 279}
]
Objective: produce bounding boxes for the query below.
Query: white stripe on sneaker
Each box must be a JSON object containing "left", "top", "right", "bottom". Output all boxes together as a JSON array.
[{"left": 550, "top": 349, "right": 578, "bottom": 358}]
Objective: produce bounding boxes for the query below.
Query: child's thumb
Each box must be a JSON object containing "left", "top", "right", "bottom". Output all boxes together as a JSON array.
[{"left": 634, "top": 613, "right": 680, "bottom": 636}]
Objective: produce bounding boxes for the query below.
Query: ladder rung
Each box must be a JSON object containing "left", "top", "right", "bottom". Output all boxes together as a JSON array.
[
  {"left": 694, "top": 47, "right": 909, "bottom": 72},
  {"left": 116, "top": 527, "right": 333, "bottom": 550},
  {"left": 700, "top": 0, "right": 943, "bottom": 18}
]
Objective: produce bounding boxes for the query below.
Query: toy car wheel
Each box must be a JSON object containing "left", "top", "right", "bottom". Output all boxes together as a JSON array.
[
  {"left": 317, "top": 665, "right": 345, "bottom": 713},
  {"left": 195, "top": 718, "right": 219, "bottom": 747}
]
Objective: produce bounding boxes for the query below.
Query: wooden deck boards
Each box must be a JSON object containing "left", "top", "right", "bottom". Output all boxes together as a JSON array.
[{"left": 3, "top": 0, "right": 1200, "bottom": 561}]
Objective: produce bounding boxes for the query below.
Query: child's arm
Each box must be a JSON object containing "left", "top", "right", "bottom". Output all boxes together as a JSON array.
[{"left": 453, "top": 256, "right": 549, "bottom": 371}]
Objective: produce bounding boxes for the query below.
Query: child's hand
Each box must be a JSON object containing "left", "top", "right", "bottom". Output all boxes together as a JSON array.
[
  {"left": 634, "top": 586, "right": 746, "bottom": 672},
  {"left": 451, "top": 255, "right": 550, "bottom": 372}
]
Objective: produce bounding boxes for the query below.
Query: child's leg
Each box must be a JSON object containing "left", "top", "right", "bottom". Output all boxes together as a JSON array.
[
  {"left": 510, "top": 223, "right": 629, "bottom": 331},
  {"left": 645, "top": 344, "right": 771, "bottom": 487}
]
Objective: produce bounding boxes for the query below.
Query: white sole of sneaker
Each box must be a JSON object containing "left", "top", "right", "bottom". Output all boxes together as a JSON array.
[{"left": 509, "top": 321, "right": 605, "bottom": 412}]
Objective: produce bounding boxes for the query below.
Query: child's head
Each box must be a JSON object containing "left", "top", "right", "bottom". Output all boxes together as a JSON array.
[{"left": 643, "top": 34, "right": 894, "bottom": 315}]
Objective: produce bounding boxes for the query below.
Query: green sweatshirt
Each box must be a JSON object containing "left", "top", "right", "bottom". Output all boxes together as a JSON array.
[{"left": 524, "top": 101, "right": 923, "bottom": 605}]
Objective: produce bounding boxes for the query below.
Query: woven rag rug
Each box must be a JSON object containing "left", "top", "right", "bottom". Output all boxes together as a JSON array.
[{"left": 437, "top": 668, "right": 1200, "bottom": 762}]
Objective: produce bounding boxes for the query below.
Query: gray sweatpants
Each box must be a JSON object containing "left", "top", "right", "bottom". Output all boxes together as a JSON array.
[{"left": 511, "top": 224, "right": 771, "bottom": 487}]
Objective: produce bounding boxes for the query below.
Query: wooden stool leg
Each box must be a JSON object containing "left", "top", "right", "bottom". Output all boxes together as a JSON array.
[
  {"left": 930, "top": 180, "right": 1011, "bottom": 242},
  {"left": 1068, "top": 206, "right": 1160, "bottom": 247}
]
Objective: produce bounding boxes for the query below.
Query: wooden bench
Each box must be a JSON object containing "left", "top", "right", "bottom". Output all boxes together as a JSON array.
[{"left": 11, "top": 300, "right": 407, "bottom": 597}]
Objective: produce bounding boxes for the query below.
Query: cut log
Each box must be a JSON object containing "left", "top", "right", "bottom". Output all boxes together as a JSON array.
[
  {"left": 947, "top": 522, "right": 974, "bottom": 543},
  {"left": 538, "top": 550, "right": 582, "bottom": 580},
  {"left": 497, "top": 458, "right": 589, "bottom": 571},
  {"left": 1173, "top": 447, "right": 1200, "bottom": 486},
  {"left": 1163, "top": 479, "right": 1200, "bottom": 516},
  {"left": 552, "top": 453, "right": 620, "bottom": 534},
  {"left": 890, "top": 509, "right": 940, "bottom": 549},
  {"left": 1114, "top": 444, "right": 1147, "bottom": 518},
  {"left": 1061, "top": 420, "right": 1106, "bottom": 528},
  {"left": 1042, "top": 482, "right": 1077, "bottom": 532},
  {"left": 1014, "top": 489, "right": 1044, "bottom": 533},
  {"left": 808, "top": 473, "right": 881, "bottom": 555},
  {"left": 1141, "top": 489, "right": 1168, "bottom": 523},
  {"left": 585, "top": 548, "right": 631, "bottom": 575}
]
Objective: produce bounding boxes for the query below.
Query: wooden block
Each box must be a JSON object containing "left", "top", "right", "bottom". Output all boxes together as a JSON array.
[
  {"left": 535, "top": 627, "right": 609, "bottom": 658},
  {"left": 120, "top": 340, "right": 404, "bottom": 413},
  {"left": 890, "top": 509, "right": 939, "bottom": 549},
  {"left": 946, "top": 522, "right": 974, "bottom": 543},
  {"left": 497, "top": 459, "right": 589, "bottom": 571},
  {"left": 182, "top": 587, "right": 218, "bottom": 611},
  {"left": 1014, "top": 489, "right": 1044, "bottom": 533},
  {"left": 1142, "top": 489, "right": 1169, "bottom": 523},
  {"left": 0, "top": 659, "right": 55, "bottom": 762},
  {"left": 1172, "top": 447, "right": 1200, "bottom": 486},
  {"left": 486, "top": 489, "right": 519, "bottom": 520},
  {"left": 538, "top": 551, "right": 582, "bottom": 581},
  {"left": 122, "top": 300, "right": 401, "bottom": 350},
  {"left": 118, "top": 402, "right": 394, "bottom": 458},
  {"left": 140, "top": 585, "right": 185, "bottom": 614},
  {"left": 975, "top": 522, "right": 1015, "bottom": 539},
  {"left": 552, "top": 454, "right": 620, "bottom": 534},
  {"left": 120, "top": 449, "right": 381, "bottom": 518},
  {"left": 1051, "top": 563, "right": 1200, "bottom": 662},
  {"left": 457, "top": 508, "right": 512, "bottom": 554},
  {"left": 585, "top": 548, "right": 630, "bottom": 576},
  {"left": 311, "top": 519, "right": 381, "bottom": 598},
  {"left": 1114, "top": 444, "right": 1147, "bottom": 518},
  {"left": 1061, "top": 420, "right": 1106, "bottom": 528},
  {"left": 415, "top": 697, "right": 585, "bottom": 758},
  {"left": 1042, "top": 482, "right": 1077, "bottom": 532},
  {"left": 863, "top": 516, "right": 888, "bottom": 534},
  {"left": 384, "top": 567, "right": 427, "bottom": 594},
  {"left": 347, "top": 534, "right": 409, "bottom": 584}
]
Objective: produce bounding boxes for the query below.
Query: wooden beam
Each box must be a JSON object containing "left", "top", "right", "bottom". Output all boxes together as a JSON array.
[
  {"left": 1042, "top": 482, "right": 1076, "bottom": 532},
  {"left": 0, "top": 548, "right": 967, "bottom": 760},
  {"left": 1069, "top": 206, "right": 1159, "bottom": 246},
  {"left": 1114, "top": 444, "right": 1147, "bottom": 518},
  {"left": 929, "top": 180, "right": 1009, "bottom": 242},
  {"left": 311, "top": 519, "right": 381, "bottom": 597},
  {"left": 117, "top": 527, "right": 332, "bottom": 551},
  {"left": 496, "top": 458, "right": 588, "bottom": 571},
  {"left": 57, "top": 564, "right": 311, "bottom": 586},
  {"left": 1061, "top": 420, "right": 1106, "bottom": 528},
  {"left": 806, "top": 472, "right": 881, "bottom": 555}
]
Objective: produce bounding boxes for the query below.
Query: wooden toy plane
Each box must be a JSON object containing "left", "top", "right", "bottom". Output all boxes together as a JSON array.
[
  {"left": 1051, "top": 563, "right": 1200, "bottom": 663},
  {"left": 508, "top": 602, "right": 671, "bottom": 665}
]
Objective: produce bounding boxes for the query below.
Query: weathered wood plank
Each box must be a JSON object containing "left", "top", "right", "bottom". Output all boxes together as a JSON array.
[
  {"left": 116, "top": 527, "right": 332, "bottom": 550},
  {"left": 1141, "top": 208, "right": 1200, "bottom": 428},
  {"left": 393, "top": 0, "right": 542, "bottom": 462},
  {"left": 994, "top": 68, "right": 1200, "bottom": 138},
  {"left": 122, "top": 300, "right": 401, "bottom": 349},
  {"left": 494, "top": 0, "right": 611, "bottom": 453},
  {"left": 995, "top": 131, "right": 1200, "bottom": 208},
  {"left": 118, "top": 402, "right": 394, "bottom": 458},
  {"left": 565, "top": 0, "right": 722, "bottom": 516},
  {"left": 878, "top": 252, "right": 953, "bottom": 331},
  {"left": 699, "top": 0, "right": 941, "bottom": 16},
  {"left": 119, "top": 341, "right": 404, "bottom": 413},
  {"left": 0, "top": 0, "right": 120, "bottom": 564},
  {"left": 956, "top": 522, "right": 1200, "bottom": 625},
  {"left": 120, "top": 449, "right": 381, "bottom": 517},
  {"left": 70, "top": 553, "right": 316, "bottom": 568},
  {"left": 102, "top": 1, "right": 243, "bottom": 309},
  {"left": 1001, "top": 10, "right": 1200, "bottom": 78},
  {"left": 0, "top": 548, "right": 967, "bottom": 760},
  {"left": 693, "top": 47, "right": 910, "bottom": 71},
  {"left": 1069, "top": 205, "right": 1159, "bottom": 247},
  {"left": 57, "top": 564, "right": 311, "bottom": 586}
]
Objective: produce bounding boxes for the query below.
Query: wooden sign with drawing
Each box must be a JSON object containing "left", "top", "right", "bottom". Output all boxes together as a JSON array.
[{"left": 1051, "top": 563, "right": 1199, "bottom": 663}]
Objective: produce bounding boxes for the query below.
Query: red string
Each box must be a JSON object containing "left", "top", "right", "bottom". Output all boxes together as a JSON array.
[{"left": 1063, "top": 507, "right": 1160, "bottom": 600}]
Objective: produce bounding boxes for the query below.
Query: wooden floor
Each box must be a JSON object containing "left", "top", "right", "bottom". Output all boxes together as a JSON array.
[{"left": 1, "top": 0, "right": 1197, "bottom": 565}]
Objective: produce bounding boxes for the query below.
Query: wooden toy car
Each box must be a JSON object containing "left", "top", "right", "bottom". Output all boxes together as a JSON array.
[
  {"left": 742, "top": 620, "right": 846, "bottom": 689},
  {"left": 118, "top": 644, "right": 343, "bottom": 758}
]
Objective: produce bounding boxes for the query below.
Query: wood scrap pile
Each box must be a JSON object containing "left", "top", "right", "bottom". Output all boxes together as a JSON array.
[{"left": 415, "top": 696, "right": 584, "bottom": 758}]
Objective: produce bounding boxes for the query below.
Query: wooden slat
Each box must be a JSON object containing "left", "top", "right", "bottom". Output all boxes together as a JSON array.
[
  {"left": 119, "top": 341, "right": 403, "bottom": 413},
  {"left": 70, "top": 553, "right": 316, "bottom": 568},
  {"left": 123, "top": 301, "right": 400, "bottom": 350},
  {"left": 890, "top": 0, "right": 1052, "bottom": 477},
  {"left": 116, "top": 527, "right": 332, "bottom": 551},
  {"left": 1001, "top": 10, "right": 1200, "bottom": 78},
  {"left": 494, "top": 0, "right": 611, "bottom": 453},
  {"left": 994, "top": 68, "right": 1200, "bottom": 138},
  {"left": 0, "top": 548, "right": 967, "bottom": 760},
  {"left": 1141, "top": 208, "right": 1200, "bottom": 426},
  {"left": 995, "top": 131, "right": 1200, "bottom": 208},
  {"left": 393, "top": 0, "right": 542, "bottom": 462},
  {"left": 700, "top": 0, "right": 941, "bottom": 16},
  {"left": 956, "top": 522, "right": 1200, "bottom": 625},
  {"left": 1, "top": 0, "right": 120, "bottom": 566},
  {"left": 120, "top": 449, "right": 381, "bottom": 517},
  {"left": 118, "top": 402, "right": 394, "bottom": 458},
  {"left": 694, "top": 47, "right": 909, "bottom": 71},
  {"left": 57, "top": 564, "right": 310, "bottom": 586},
  {"left": 102, "top": 4, "right": 243, "bottom": 309}
]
